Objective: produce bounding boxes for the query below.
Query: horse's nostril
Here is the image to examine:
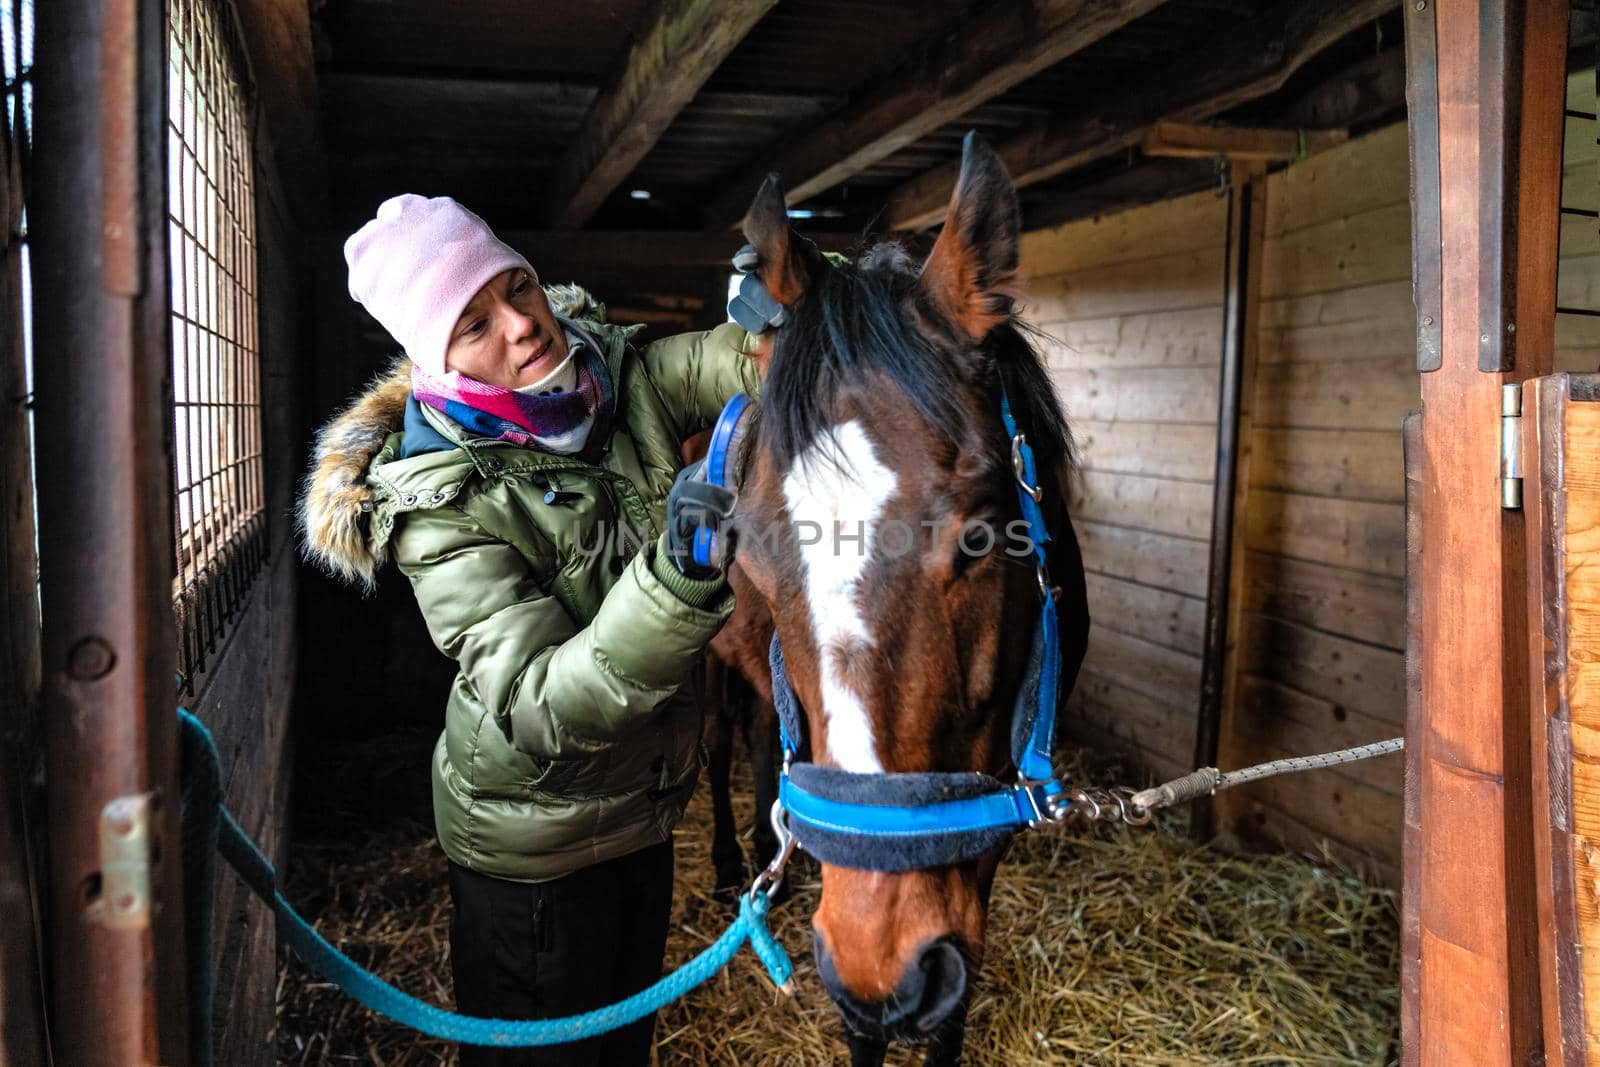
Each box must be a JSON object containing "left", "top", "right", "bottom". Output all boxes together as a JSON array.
[
  {"left": 815, "top": 932, "right": 968, "bottom": 1040},
  {"left": 910, "top": 938, "right": 967, "bottom": 1034}
]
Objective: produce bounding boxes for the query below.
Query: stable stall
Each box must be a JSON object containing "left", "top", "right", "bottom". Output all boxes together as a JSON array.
[{"left": 1, "top": 0, "right": 1595, "bottom": 1063}]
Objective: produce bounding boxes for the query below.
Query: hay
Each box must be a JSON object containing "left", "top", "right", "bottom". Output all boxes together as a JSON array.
[{"left": 277, "top": 737, "right": 1398, "bottom": 1065}]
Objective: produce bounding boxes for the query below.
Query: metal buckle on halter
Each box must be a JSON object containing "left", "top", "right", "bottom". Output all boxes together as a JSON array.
[
  {"left": 1010, "top": 433, "right": 1044, "bottom": 503},
  {"left": 1017, "top": 781, "right": 1055, "bottom": 828},
  {"left": 749, "top": 798, "right": 798, "bottom": 901}
]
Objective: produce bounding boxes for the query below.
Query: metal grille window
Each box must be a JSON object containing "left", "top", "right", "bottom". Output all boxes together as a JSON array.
[{"left": 167, "top": 0, "right": 263, "bottom": 691}]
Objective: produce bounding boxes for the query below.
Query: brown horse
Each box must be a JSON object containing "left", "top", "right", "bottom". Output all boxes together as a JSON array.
[{"left": 723, "top": 133, "right": 1090, "bottom": 1066}]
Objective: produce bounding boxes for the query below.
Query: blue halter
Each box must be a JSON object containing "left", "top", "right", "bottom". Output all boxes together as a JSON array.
[{"left": 703, "top": 388, "right": 1066, "bottom": 873}]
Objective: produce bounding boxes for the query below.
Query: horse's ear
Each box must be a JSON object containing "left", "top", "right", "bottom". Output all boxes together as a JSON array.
[
  {"left": 741, "top": 173, "right": 817, "bottom": 306},
  {"left": 919, "top": 132, "right": 1021, "bottom": 340}
]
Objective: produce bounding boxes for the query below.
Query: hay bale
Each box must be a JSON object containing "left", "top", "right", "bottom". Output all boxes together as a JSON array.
[{"left": 276, "top": 744, "right": 1398, "bottom": 1065}]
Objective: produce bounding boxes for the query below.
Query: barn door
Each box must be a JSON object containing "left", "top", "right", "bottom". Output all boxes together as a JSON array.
[{"left": 1523, "top": 371, "right": 1600, "bottom": 1066}]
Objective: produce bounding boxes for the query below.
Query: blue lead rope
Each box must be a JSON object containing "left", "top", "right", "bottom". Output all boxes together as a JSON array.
[{"left": 178, "top": 709, "right": 793, "bottom": 1049}]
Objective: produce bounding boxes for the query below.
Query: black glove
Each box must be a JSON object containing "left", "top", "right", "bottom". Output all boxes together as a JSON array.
[
  {"left": 664, "top": 460, "right": 738, "bottom": 581},
  {"left": 727, "top": 243, "right": 788, "bottom": 334}
]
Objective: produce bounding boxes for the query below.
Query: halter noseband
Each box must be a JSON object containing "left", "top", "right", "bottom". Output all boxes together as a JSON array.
[{"left": 702, "top": 388, "right": 1067, "bottom": 874}]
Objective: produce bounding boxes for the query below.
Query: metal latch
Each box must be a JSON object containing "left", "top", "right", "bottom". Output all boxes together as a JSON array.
[
  {"left": 89, "top": 792, "right": 152, "bottom": 929},
  {"left": 1502, "top": 383, "right": 1523, "bottom": 510}
]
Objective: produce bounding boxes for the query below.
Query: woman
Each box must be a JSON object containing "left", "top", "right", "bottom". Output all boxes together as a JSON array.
[{"left": 298, "top": 194, "right": 762, "bottom": 1065}]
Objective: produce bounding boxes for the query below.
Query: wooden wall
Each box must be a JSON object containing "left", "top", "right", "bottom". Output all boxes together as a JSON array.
[
  {"left": 1022, "top": 73, "right": 1599, "bottom": 886},
  {"left": 1219, "top": 123, "right": 1412, "bottom": 882},
  {"left": 1020, "top": 189, "right": 1228, "bottom": 781}
]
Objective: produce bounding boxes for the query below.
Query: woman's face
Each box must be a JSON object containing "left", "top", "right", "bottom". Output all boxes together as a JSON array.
[{"left": 444, "top": 268, "right": 569, "bottom": 389}]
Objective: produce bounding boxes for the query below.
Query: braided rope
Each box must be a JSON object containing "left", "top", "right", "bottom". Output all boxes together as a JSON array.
[{"left": 1129, "top": 738, "right": 1403, "bottom": 815}]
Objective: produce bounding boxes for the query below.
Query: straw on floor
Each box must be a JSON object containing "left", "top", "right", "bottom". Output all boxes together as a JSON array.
[{"left": 276, "top": 732, "right": 1399, "bottom": 1065}]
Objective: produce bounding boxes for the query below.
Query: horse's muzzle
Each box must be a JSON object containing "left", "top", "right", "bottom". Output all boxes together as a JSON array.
[{"left": 814, "top": 932, "right": 968, "bottom": 1042}]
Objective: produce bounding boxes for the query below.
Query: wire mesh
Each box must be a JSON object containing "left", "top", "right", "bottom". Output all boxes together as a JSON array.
[{"left": 167, "top": 0, "right": 263, "bottom": 693}]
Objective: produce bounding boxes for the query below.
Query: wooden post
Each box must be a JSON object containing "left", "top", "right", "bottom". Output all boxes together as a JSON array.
[
  {"left": 1405, "top": 2, "right": 1568, "bottom": 1063},
  {"left": 1194, "top": 162, "right": 1265, "bottom": 839},
  {"left": 31, "top": 0, "right": 188, "bottom": 1062},
  {"left": 1521, "top": 372, "right": 1594, "bottom": 1067}
]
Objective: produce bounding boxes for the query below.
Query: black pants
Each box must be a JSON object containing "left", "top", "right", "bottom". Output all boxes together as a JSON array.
[{"left": 448, "top": 843, "right": 675, "bottom": 1067}]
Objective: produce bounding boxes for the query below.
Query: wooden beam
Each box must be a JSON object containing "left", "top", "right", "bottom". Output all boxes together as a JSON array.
[
  {"left": 542, "top": 0, "right": 777, "bottom": 229},
  {"left": 1142, "top": 122, "right": 1347, "bottom": 162},
  {"left": 1406, "top": 2, "right": 1568, "bottom": 1064},
  {"left": 500, "top": 229, "right": 857, "bottom": 278},
  {"left": 704, "top": 0, "right": 1169, "bottom": 227},
  {"left": 229, "top": 0, "right": 330, "bottom": 234},
  {"left": 1194, "top": 164, "right": 1267, "bottom": 840},
  {"left": 885, "top": 0, "right": 1395, "bottom": 231}
]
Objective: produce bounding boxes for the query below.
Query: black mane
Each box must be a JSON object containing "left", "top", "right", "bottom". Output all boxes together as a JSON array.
[{"left": 760, "top": 244, "right": 1073, "bottom": 476}]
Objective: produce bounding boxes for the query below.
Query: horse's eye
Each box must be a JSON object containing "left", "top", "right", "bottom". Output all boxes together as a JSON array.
[{"left": 948, "top": 517, "right": 998, "bottom": 581}]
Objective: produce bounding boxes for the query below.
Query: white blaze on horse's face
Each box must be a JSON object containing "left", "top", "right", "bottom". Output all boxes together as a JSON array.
[{"left": 782, "top": 420, "right": 896, "bottom": 775}]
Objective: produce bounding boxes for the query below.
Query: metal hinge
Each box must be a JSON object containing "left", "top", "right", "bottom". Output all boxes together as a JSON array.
[
  {"left": 88, "top": 792, "right": 152, "bottom": 930},
  {"left": 1502, "top": 383, "right": 1523, "bottom": 509}
]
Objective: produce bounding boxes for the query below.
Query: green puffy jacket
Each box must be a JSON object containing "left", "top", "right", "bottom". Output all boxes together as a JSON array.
[{"left": 299, "top": 286, "right": 760, "bottom": 881}]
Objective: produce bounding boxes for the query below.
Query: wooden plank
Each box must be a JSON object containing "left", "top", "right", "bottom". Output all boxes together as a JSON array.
[
  {"left": 707, "top": 0, "right": 1168, "bottom": 225},
  {"left": 1401, "top": 411, "right": 1422, "bottom": 1067},
  {"left": 1264, "top": 123, "right": 1411, "bottom": 235},
  {"left": 1404, "top": 0, "right": 1443, "bottom": 375},
  {"left": 1243, "top": 491, "right": 1405, "bottom": 578},
  {"left": 1070, "top": 669, "right": 1196, "bottom": 769},
  {"left": 1084, "top": 572, "right": 1205, "bottom": 654},
  {"left": 884, "top": 0, "right": 1396, "bottom": 231},
  {"left": 1026, "top": 307, "right": 1222, "bottom": 370},
  {"left": 1250, "top": 427, "right": 1405, "bottom": 502},
  {"left": 1222, "top": 798, "right": 1400, "bottom": 887},
  {"left": 501, "top": 230, "right": 855, "bottom": 275},
  {"left": 1063, "top": 712, "right": 1192, "bottom": 784},
  {"left": 1258, "top": 201, "right": 1413, "bottom": 299},
  {"left": 1259, "top": 277, "right": 1415, "bottom": 332},
  {"left": 1018, "top": 189, "right": 1225, "bottom": 278},
  {"left": 1084, "top": 626, "right": 1204, "bottom": 714},
  {"left": 1410, "top": 2, "right": 1563, "bottom": 1060},
  {"left": 1219, "top": 736, "right": 1403, "bottom": 874},
  {"left": 1052, "top": 366, "right": 1220, "bottom": 424},
  {"left": 1024, "top": 245, "right": 1226, "bottom": 322},
  {"left": 542, "top": 0, "right": 776, "bottom": 228},
  {"left": 1242, "top": 550, "right": 1405, "bottom": 649},
  {"left": 1259, "top": 314, "right": 1414, "bottom": 366},
  {"left": 1239, "top": 613, "right": 1406, "bottom": 727},
  {"left": 1561, "top": 385, "right": 1600, "bottom": 1060},
  {"left": 1143, "top": 122, "right": 1347, "bottom": 162},
  {"left": 1075, "top": 420, "right": 1218, "bottom": 481},
  {"left": 1235, "top": 673, "right": 1405, "bottom": 795},
  {"left": 1196, "top": 170, "right": 1266, "bottom": 834},
  {"left": 1523, "top": 375, "right": 1587, "bottom": 1067},
  {"left": 1074, "top": 518, "right": 1211, "bottom": 599},
  {"left": 1252, "top": 355, "right": 1419, "bottom": 431},
  {"left": 1071, "top": 470, "right": 1213, "bottom": 540}
]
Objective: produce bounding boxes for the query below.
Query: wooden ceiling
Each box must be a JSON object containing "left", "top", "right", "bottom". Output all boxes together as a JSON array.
[{"left": 308, "top": 0, "right": 1415, "bottom": 324}]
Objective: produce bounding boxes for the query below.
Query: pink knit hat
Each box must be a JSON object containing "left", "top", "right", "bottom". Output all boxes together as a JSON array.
[{"left": 343, "top": 194, "right": 537, "bottom": 376}]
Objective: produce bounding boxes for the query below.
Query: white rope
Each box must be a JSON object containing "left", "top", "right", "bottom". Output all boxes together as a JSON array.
[{"left": 1128, "top": 737, "right": 1404, "bottom": 816}]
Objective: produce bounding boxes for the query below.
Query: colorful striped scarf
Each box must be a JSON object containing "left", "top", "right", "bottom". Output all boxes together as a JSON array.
[{"left": 410, "top": 341, "right": 614, "bottom": 456}]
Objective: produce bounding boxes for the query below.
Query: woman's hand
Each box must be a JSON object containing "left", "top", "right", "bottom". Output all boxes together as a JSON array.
[{"left": 663, "top": 460, "right": 737, "bottom": 580}]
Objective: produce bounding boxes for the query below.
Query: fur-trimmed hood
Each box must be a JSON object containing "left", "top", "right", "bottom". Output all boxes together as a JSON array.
[
  {"left": 297, "top": 356, "right": 416, "bottom": 592},
  {"left": 297, "top": 283, "right": 611, "bottom": 592}
]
